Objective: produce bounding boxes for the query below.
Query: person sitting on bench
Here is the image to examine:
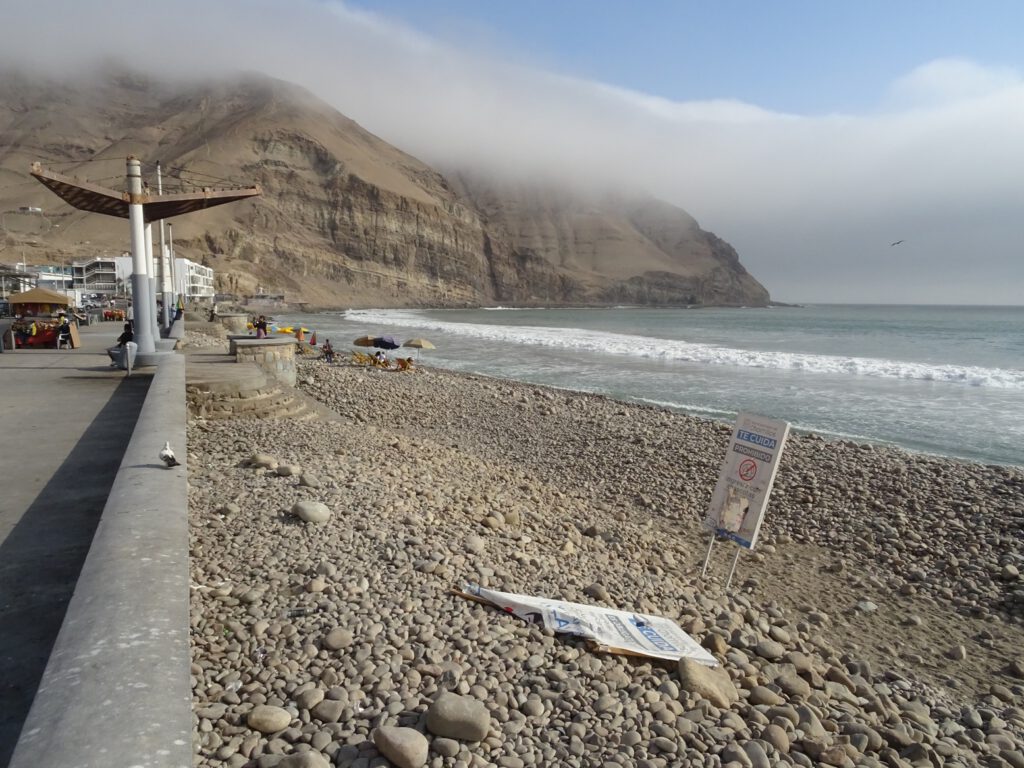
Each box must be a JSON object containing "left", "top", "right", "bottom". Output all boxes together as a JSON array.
[{"left": 107, "top": 323, "right": 134, "bottom": 366}]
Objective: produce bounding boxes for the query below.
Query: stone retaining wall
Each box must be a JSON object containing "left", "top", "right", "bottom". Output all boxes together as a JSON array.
[{"left": 234, "top": 338, "right": 297, "bottom": 387}]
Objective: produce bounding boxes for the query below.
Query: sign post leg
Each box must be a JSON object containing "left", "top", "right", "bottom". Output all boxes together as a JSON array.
[
  {"left": 699, "top": 533, "right": 716, "bottom": 578},
  {"left": 724, "top": 547, "right": 742, "bottom": 590}
]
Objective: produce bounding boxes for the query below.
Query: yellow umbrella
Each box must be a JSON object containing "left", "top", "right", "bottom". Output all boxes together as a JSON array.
[
  {"left": 353, "top": 335, "right": 376, "bottom": 347},
  {"left": 402, "top": 338, "right": 435, "bottom": 349}
]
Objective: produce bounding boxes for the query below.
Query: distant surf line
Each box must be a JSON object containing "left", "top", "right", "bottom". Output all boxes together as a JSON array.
[{"left": 345, "top": 309, "right": 1024, "bottom": 390}]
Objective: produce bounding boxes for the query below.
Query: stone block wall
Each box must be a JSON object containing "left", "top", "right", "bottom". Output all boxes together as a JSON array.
[{"left": 235, "top": 339, "right": 297, "bottom": 387}]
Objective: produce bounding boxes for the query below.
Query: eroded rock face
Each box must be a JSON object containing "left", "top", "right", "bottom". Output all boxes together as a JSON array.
[{"left": 0, "top": 71, "right": 770, "bottom": 309}]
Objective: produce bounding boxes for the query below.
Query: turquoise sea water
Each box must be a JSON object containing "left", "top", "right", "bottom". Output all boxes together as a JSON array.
[{"left": 278, "top": 305, "right": 1024, "bottom": 467}]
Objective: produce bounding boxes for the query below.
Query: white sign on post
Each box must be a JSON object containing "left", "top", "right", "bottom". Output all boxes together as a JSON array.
[{"left": 705, "top": 412, "right": 790, "bottom": 550}]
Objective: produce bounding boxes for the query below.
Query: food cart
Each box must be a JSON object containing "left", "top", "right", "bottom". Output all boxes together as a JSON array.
[{"left": 8, "top": 286, "right": 80, "bottom": 349}]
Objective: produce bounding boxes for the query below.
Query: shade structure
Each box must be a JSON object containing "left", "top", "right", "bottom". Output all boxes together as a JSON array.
[
  {"left": 373, "top": 335, "right": 400, "bottom": 350},
  {"left": 402, "top": 338, "right": 435, "bottom": 350},
  {"left": 353, "top": 335, "right": 376, "bottom": 347},
  {"left": 29, "top": 163, "right": 261, "bottom": 222},
  {"left": 9, "top": 286, "right": 71, "bottom": 305}
]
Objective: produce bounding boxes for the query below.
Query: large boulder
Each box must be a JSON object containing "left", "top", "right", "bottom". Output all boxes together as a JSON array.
[
  {"left": 292, "top": 500, "right": 332, "bottom": 524},
  {"left": 425, "top": 692, "right": 490, "bottom": 741},
  {"left": 373, "top": 726, "right": 429, "bottom": 768},
  {"left": 247, "top": 704, "right": 292, "bottom": 733},
  {"left": 677, "top": 658, "right": 738, "bottom": 709}
]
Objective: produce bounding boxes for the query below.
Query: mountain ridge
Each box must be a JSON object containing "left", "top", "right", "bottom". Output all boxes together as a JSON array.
[{"left": 0, "top": 69, "right": 770, "bottom": 308}]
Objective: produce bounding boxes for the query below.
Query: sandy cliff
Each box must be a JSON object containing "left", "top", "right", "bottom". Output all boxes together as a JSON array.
[{"left": 0, "top": 69, "right": 770, "bottom": 307}]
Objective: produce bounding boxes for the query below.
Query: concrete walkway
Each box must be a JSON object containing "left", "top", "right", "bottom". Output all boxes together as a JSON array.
[{"left": 0, "top": 322, "right": 152, "bottom": 764}]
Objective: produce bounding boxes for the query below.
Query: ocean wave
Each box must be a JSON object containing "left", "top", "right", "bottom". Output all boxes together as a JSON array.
[{"left": 344, "top": 309, "right": 1024, "bottom": 390}]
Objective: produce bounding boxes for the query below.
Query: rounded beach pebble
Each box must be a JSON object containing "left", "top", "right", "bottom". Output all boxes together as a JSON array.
[
  {"left": 278, "top": 752, "right": 330, "bottom": 768},
  {"left": 677, "top": 658, "right": 738, "bottom": 709},
  {"left": 373, "top": 725, "right": 429, "bottom": 768},
  {"left": 246, "top": 704, "right": 291, "bottom": 733},
  {"left": 425, "top": 692, "right": 490, "bottom": 741},
  {"left": 291, "top": 500, "right": 331, "bottom": 523}
]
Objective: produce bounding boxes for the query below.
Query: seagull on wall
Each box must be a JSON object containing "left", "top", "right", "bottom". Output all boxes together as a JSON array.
[
  {"left": 890, "top": 239, "right": 905, "bottom": 246},
  {"left": 159, "top": 441, "right": 180, "bottom": 468}
]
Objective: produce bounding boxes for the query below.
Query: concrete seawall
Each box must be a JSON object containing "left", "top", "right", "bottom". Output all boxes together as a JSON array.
[{"left": 9, "top": 353, "right": 191, "bottom": 768}]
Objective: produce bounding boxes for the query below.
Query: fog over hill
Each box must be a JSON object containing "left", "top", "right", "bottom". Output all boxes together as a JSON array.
[
  {"left": 0, "top": 0, "right": 1021, "bottom": 303},
  {"left": 0, "top": 68, "right": 768, "bottom": 307}
]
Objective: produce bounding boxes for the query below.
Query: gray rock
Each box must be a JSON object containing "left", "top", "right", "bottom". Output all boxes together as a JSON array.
[
  {"left": 278, "top": 753, "right": 330, "bottom": 768},
  {"left": 311, "top": 698, "right": 345, "bottom": 723},
  {"left": 584, "top": 582, "right": 611, "bottom": 601},
  {"left": 373, "top": 726, "right": 429, "bottom": 768},
  {"left": 247, "top": 705, "right": 292, "bottom": 733},
  {"left": 755, "top": 639, "right": 785, "bottom": 661},
  {"left": 426, "top": 692, "right": 490, "bottom": 741},
  {"left": 295, "top": 688, "right": 324, "bottom": 711},
  {"left": 677, "top": 658, "right": 738, "bottom": 709},
  {"left": 324, "top": 627, "right": 354, "bottom": 650},
  {"left": 748, "top": 685, "right": 784, "bottom": 706},
  {"left": 761, "top": 723, "right": 790, "bottom": 753},
  {"left": 946, "top": 644, "right": 967, "bottom": 660},
  {"left": 250, "top": 454, "right": 278, "bottom": 469},
  {"left": 431, "top": 738, "right": 460, "bottom": 758},
  {"left": 292, "top": 500, "right": 331, "bottom": 524}
]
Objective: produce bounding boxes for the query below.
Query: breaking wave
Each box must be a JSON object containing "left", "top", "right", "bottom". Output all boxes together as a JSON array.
[{"left": 344, "top": 309, "right": 1024, "bottom": 390}]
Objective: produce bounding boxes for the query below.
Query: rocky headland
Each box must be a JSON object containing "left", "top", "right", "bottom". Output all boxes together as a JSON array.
[
  {"left": 0, "top": 68, "right": 768, "bottom": 308},
  {"left": 186, "top": 336, "right": 1023, "bottom": 768}
]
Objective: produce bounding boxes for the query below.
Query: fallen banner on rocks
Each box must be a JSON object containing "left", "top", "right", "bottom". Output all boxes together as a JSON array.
[{"left": 455, "top": 584, "right": 718, "bottom": 666}]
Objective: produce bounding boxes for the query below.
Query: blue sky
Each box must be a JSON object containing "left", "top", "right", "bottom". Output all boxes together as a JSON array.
[
  {"left": 3, "top": 0, "right": 1023, "bottom": 303},
  {"left": 346, "top": 0, "right": 1024, "bottom": 113}
]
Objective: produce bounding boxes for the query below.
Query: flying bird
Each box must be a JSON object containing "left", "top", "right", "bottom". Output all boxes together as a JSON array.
[
  {"left": 890, "top": 239, "right": 905, "bottom": 246},
  {"left": 159, "top": 441, "right": 180, "bottom": 468}
]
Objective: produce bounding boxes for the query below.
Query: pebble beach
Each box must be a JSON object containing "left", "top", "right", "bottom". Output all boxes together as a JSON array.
[{"left": 188, "top": 340, "right": 1024, "bottom": 768}]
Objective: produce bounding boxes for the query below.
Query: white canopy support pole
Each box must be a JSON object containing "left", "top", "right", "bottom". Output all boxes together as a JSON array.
[
  {"left": 145, "top": 222, "right": 158, "bottom": 342},
  {"left": 127, "top": 157, "right": 155, "bottom": 356},
  {"left": 156, "top": 162, "right": 171, "bottom": 329}
]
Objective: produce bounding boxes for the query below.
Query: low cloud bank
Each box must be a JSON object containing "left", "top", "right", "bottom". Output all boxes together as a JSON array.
[{"left": 2, "top": 0, "right": 1021, "bottom": 303}]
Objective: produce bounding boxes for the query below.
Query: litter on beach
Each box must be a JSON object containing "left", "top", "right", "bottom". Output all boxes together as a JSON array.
[{"left": 455, "top": 584, "right": 718, "bottom": 666}]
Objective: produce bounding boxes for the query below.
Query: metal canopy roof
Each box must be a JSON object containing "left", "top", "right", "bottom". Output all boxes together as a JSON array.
[{"left": 29, "top": 163, "right": 261, "bottom": 222}]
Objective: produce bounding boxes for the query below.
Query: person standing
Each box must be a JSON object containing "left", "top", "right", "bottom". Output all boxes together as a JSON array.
[{"left": 255, "top": 315, "right": 268, "bottom": 339}]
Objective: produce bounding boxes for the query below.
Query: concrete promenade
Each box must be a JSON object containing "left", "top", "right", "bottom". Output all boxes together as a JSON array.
[{"left": 0, "top": 323, "right": 152, "bottom": 764}]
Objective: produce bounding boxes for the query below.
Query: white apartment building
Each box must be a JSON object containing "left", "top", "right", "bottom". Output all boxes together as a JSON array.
[
  {"left": 63, "top": 254, "right": 216, "bottom": 303},
  {"left": 72, "top": 257, "right": 119, "bottom": 293},
  {"left": 175, "top": 258, "right": 215, "bottom": 302}
]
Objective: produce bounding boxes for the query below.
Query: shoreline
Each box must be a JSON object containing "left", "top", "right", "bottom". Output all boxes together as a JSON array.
[{"left": 186, "top": 341, "right": 1024, "bottom": 767}]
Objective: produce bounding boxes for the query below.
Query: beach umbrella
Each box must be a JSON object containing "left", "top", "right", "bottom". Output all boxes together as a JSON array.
[
  {"left": 402, "top": 338, "right": 435, "bottom": 350},
  {"left": 353, "top": 335, "right": 376, "bottom": 347},
  {"left": 373, "top": 335, "right": 400, "bottom": 350}
]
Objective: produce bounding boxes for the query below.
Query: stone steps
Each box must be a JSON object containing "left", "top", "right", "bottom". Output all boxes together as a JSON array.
[
  {"left": 188, "top": 386, "right": 315, "bottom": 420},
  {"left": 186, "top": 356, "right": 317, "bottom": 421}
]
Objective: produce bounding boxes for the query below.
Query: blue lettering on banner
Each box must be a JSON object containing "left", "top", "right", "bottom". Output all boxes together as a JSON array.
[
  {"left": 629, "top": 615, "right": 678, "bottom": 652},
  {"left": 606, "top": 615, "right": 637, "bottom": 644},
  {"left": 737, "top": 429, "right": 777, "bottom": 450},
  {"left": 550, "top": 610, "right": 581, "bottom": 630}
]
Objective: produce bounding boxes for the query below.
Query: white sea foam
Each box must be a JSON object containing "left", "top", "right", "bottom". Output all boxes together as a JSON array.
[{"left": 345, "top": 309, "right": 1024, "bottom": 390}]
